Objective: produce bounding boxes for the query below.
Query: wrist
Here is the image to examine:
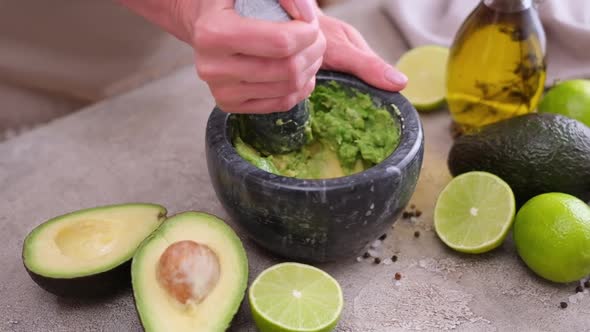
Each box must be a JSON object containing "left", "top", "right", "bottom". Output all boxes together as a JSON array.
[{"left": 116, "top": 0, "right": 198, "bottom": 43}]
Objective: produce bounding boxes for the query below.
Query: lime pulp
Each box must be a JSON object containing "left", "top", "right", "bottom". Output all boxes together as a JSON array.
[
  {"left": 249, "top": 263, "right": 343, "bottom": 332},
  {"left": 434, "top": 171, "right": 516, "bottom": 254},
  {"left": 396, "top": 45, "right": 450, "bottom": 112}
]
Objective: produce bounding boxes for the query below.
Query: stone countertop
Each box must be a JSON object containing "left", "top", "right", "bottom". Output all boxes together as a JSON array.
[{"left": 0, "top": 1, "right": 587, "bottom": 331}]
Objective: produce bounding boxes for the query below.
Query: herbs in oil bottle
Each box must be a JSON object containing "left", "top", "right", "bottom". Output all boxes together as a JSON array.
[{"left": 446, "top": 0, "right": 546, "bottom": 132}]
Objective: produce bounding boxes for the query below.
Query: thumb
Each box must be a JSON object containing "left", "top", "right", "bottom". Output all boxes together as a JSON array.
[
  {"left": 279, "top": 0, "right": 317, "bottom": 23},
  {"left": 336, "top": 48, "right": 408, "bottom": 92}
]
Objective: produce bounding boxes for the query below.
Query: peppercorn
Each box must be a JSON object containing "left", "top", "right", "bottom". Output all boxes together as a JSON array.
[
  {"left": 379, "top": 234, "right": 387, "bottom": 241},
  {"left": 374, "top": 258, "right": 381, "bottom": 264},
  {"left": 402, "top": 212, "right": 410, "bottom": 219},
  {"left": 394, "top": 272, "right": 402, "bottom": 280},
  {"left": 414, "top": 231, "right": 420, "bottom": 238},
  {"left": 410, "top": 204, "right": 416, "bottom": 210},
  {"left": 451, "top": 123, "right": 463, "bottom": 139},
  {"left": 560, "top": 302, "right": 568, "bottom": 309},
  {"left": 391, "top": 255, "right": 398, "bottom": 262},
  {"left": 362, "top": 252, "right": 370, "bottom": 259},
  {"left": 584, "top": 280, "right": 590, "bottom": 288},
  {"left": 415, "top": 210, "right": 423, "bottom": 217},
  {"left": 575, "top": 285, "right": 584, "bottom": 293}
]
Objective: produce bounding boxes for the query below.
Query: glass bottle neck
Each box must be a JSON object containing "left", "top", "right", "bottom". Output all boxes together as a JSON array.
[{"left": 483, "top": 0, "right": 533, "bottom": 12}]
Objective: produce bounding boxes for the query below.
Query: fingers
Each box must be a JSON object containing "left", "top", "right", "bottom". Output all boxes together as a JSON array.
[
  {"left": 319, "top": 15, "right": 371, "bottom": 51},
  {"left": 320, "top": 16, "right": 407, "bottom": 91},
  {"left": 193, "top": 9, "right": 319, "bottom": 58},
  {"left": 214, "top": 57, "right": 322, "bottom": 103},
  {"left": 195, "top": 33, "right": 326, "bottom": 84},
  {"left": 192, "top": 3, "right": 325, "bottom": 114},
  {"left": 279, "top": 0, "right": 317, "bottom": 23},
  {"left": 208, "top": 57, "right": 323, "bottom": 107},
  {"left": 339, "top": 48, "right": 408, "bottom": 91},
  {"left": 220, "top": 77, "right": 317, "bottom": 114},
  {"left": 339, "top": 21, "right": 372, "bottom": 51}
]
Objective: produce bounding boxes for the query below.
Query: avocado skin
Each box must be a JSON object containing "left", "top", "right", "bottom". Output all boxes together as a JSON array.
[
  {"left": 448, "top": 113, "right": 590, "bottom": 205},
  {"left": 24, "top": 260, "right": 131, "bottom": 298}
]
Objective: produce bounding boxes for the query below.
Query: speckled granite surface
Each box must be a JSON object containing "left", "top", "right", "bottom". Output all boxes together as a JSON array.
[{"left": 1, "top": 1, "right": 588, "bottom": 331}]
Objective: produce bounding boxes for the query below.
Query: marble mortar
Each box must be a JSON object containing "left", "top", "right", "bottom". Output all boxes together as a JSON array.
[{"left": 205, "top": 71, "right": 424, "bottom": 262}]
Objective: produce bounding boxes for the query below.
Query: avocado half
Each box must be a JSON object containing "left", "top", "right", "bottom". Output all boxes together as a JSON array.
[
  {"left": 22, "top": 203, "right": 167, "bottom": 297},
  {"left": 131, "top": 212, "right": 248, "bottom": 332}
]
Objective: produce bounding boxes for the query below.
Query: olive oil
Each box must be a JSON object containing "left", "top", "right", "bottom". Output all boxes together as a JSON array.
[{"left": 446, "top": 0, "right": 546, "bottom": 131}]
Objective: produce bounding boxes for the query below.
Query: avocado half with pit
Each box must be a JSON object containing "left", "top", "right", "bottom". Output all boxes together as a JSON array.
[
  {"left": 22, "top": 203, "right": 167, "bottom": 297},
  {"left": 132, "top": 212, "right": 248, "bottom": 332}
]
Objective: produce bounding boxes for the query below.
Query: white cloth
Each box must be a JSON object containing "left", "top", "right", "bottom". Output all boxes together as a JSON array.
[{"left": 383, "top": 0, "right": 590, "bottom": 82}]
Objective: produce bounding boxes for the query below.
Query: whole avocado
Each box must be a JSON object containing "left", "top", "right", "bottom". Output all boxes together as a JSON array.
[{"left": 448, "top": 113, "right": 590, "bottom": 205}]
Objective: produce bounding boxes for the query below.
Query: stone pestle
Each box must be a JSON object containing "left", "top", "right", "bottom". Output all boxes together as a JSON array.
[{"left": 233, "top": 0, "right": 311, "bottom": 155}]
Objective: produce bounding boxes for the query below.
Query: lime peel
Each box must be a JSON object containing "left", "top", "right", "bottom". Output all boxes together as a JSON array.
[
  {"left": 514, "top": 193, "right": 590, "bottom": 283},
  {"left": 538, "top": 79, "right": 590, "bottom": 127}
]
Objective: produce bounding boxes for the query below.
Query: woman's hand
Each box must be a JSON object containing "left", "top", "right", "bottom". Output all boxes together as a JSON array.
[
  {"left": 318, "top": 14, "right": 407, "bottom": 91},
  {"left": 119, "top": 0, "right": 324, "bottom": 114},
  {"left": 191, "top": 0, "right": 326, "bottom": 113},
  {"left": 117, "top": 0, "right": 406, "bottom": 114}
]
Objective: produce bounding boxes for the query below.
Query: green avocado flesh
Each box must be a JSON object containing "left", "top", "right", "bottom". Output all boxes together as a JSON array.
[
  {"left": 23, "top": 204, "right": 166, "bottom": 280},
  {"left": 234, "top": 82, "right": 402, "bottom": 179},
  {"left": 132, "top": 212, "right": 248, "bottom": 332}
]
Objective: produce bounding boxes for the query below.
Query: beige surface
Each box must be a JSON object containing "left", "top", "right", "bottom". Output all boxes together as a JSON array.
[
  {"left": 1, "top": 1, "right": 589, "bottom": 331},
  {"left": 0, "top": 0, "right": 194, "bottom": 141},
  {"left": 0, "top": 0, "right": 194, "bottom": 102},
  {"left": 0, "top": 81, "right": 86, "bottom": 141}
]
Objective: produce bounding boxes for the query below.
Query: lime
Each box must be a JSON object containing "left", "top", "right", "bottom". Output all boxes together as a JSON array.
[
  {"left": 538, "top": 79, "right": 590, "bottom": 127},
  {"left": 434, "top": 171, "right": 516, "bottom": 254},
  {"left": 396, "top": 45, "right": 450, "bottom": 112},
  {"left": 249, "top": 263, "right": 343, "bottom": 332},
  {"left": 514, "top": 193, "right": 590, "bottom": 283}
]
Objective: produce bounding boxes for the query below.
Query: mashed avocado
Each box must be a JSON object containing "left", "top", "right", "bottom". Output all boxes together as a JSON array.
[{"left": 234, "top": 82, "right": 401, "bottom": 179}]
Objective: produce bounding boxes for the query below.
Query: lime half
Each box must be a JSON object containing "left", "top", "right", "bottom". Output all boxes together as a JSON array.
[
  {"left": 249, "top": 263, "right": 343, "bottom": 332},
  {"left": 434, "top": 171, "right": 516, "bottom": 254},
  {"left": 396, "top": 45, "right": 450, "bottom": 112}
]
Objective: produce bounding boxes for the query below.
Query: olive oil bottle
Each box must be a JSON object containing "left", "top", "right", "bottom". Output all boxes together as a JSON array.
[{"left": 446, "top": 0, "right": 546, "bottom": 131}]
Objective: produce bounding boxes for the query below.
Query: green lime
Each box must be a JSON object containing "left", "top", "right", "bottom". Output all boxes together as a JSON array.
[
  {"left": 434, "top": 171, "right": 516, "bottom": 254},
  {"left": 538, "top": 79, "right": 590, "bottom": 127},
  {"left": 514, "top": 193, "right": 590, "bottom": 283},
  {"left": 396, "top": 45, "right": 450, "bottom": 112},
  {"left": 249, "top": 263, "right": 343, "bottom": 332}
]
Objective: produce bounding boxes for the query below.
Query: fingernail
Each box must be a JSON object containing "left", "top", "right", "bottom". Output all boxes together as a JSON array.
[
  {"left": 294, "top": 0, "right": 316, "bottom": 23},
  {"left": 385, "top": 67, "right": 408, "bottom": 86}
]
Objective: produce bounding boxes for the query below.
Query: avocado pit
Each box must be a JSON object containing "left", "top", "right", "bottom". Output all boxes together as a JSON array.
[{"left": 157, "top": 240, "right": 221, "bottom": 305}]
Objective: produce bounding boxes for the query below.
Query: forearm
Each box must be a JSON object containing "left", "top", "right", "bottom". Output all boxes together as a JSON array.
[
  {"left": 115, "top": 0, "right": 198, "bottom": 43},
  {"left": 116, "top": 0, "right": 322, "bottom": 44}
]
